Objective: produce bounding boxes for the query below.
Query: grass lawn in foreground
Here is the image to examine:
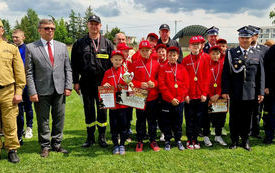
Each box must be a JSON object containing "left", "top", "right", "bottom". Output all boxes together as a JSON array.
[{"left": 0, "top": 92, "right": 275, "bottom": 173}]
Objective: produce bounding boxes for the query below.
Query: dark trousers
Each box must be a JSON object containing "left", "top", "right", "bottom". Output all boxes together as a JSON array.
[
  {"left": 229, "top": 100, "right": 255, "bottom": 143},
  {"left": 34, "top": 92, "right": 65, "bottom": 149},
  {"left": 109, "top": 109, "right": 128, "bottom": 146},
  {"left": 250, "top": 102, "right": 264, "bottom": 136},
  {"left": 161, "top": 101, "right": 184, "bottom": 142},
  {"left": 156, "top": 96, "right": 165, "bottom": 133},
  {"left": 184, "top": 99, "right": 205, "bottom": 142},
  {"left": 263, "top": 95, "right": 275, "bottom": 141},
  {"left": 125, "top": 107, "right": 133, "bottom": 135},
  {"left": 81, "top": 85, "right": 107, "bottom": 135},
  {"left": 17, "top": 87, "right": 33, "bottom": 139},
  {"left": 136, "top": 99, "right": 158, "bottom": 142}
]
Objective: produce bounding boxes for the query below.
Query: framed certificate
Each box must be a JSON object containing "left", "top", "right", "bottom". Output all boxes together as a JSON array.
[
  {"left": 98, "top": 86, "right": 116, "bottom": 109},
  {"left": 117, "top": 87, "right": 148, "bottom": 110},
  {"left": 208, "top": 98, "right": 229, "bottom": 113}
]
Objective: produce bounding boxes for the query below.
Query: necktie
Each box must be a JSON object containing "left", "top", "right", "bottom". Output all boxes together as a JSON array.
[
  {"left": 243, "top": 50, "right": 247, "bottom": 58},
  {"left": 47, "top": 41, "right": 54, "bottom": 66}
]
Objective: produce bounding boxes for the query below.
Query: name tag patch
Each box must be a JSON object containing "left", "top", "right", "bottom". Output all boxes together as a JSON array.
[{"left": 96, "top": 54, "right": 109, "bottom": 59}]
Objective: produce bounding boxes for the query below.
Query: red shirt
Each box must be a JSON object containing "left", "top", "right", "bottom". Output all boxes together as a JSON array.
[
  {"left": 158, "top": 58, "right": 168, "bottom": 68},
  {"left": 129, "top": 55, "right": 160, "bottom": 102},
  {"left": 182, "top": 52, "right": 210, "bottom": 99},
  {"left": 101, "top": 66, "right": 127, "bottom": 109},
  {"left": 208, "top": 54, "right": 225, "bottom": 97},
  {"left": 131, "top": 48, "right": 158, "bottom": 64},
  {"left": 158, "top": 63, "right": 189, "bottom": 103}
]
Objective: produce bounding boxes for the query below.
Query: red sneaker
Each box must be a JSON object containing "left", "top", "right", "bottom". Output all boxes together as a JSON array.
[
  {"left": 136, "top": 142, "right": 143, "bottom": 152},
  {"left": 186, "top": 141, "right": 194, "bottom": 150},
  {"left": 150, "top": 141, "right": 161, "bottom": 152}
]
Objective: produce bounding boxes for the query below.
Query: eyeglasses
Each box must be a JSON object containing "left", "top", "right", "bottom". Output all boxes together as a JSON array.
[{"left": 42, "top": 27, "right": 56, "bottom": 31}]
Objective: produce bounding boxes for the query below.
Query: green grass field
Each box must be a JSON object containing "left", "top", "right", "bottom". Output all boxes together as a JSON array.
[{"left": 0, "top": 92, "right": 275, "bottom": 173}]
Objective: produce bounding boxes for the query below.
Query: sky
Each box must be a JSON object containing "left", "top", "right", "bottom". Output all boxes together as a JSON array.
[{"left": 0, "top": 0, "right": 275, "bottom": 43}]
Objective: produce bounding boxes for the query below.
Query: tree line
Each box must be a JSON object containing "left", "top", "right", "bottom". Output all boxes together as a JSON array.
[{"left": 1, "top": 6, "right": 123, "bottom": 45}]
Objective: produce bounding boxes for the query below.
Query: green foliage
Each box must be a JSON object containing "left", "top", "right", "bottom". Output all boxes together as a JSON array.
[
  {"left": 54, "top": 18, "right": 73, "bottom": 45},
  {"left": 270, "top": 8, "right": 275, "bottom": 24},
  {"left": 1, "top": 19, "right": 12, "bottom": 42},
  {"left": 104, "top": 27, "right": 122, "bottom": 43},
  {"left": 16, "top": 9, "right": 40, "bottom": 43}
]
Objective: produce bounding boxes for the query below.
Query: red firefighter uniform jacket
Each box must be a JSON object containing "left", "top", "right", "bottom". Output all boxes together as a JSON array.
[
  {"left": 129, "top": 55, "right": 160, "bottom": 102},
  {"left": 158, "top": 62, "right": 189, "bottom": 103},
  {"left": 182, "top": 52, "right": 210, "bottom": 99},
  {"left": 101, "top": 66, "right": 127, "bottom": 109}
]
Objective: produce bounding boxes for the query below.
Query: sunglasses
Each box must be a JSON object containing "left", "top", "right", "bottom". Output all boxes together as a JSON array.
[{"left": 42, "top": 27, "right": 56, "bottom": 31}]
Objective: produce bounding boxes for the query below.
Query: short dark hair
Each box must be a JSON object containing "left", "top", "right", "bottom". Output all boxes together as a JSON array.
[{"left": 38, "top": 19, "right": 55, "bottom": 28}]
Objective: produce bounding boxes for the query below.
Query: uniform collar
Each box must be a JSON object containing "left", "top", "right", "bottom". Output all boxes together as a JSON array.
[{"left": 240, "top": 46, "right": 250, "bottom": 55}]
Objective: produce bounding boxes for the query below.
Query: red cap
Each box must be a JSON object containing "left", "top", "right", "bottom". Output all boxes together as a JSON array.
[
  {"left": 167, "top": 46, "right": 180, "bottom": 54},
  {"left": 139, "top": 40, "right": 152, "bottom": 49},
  {"left": 189, "top": 36, "right": 201, "bottom": 44},
  {"left": 111, "top": 50, "right": 124, "bottom": 58},
  {"left": 216, "top": 38, "right": 227, "bottom": 44},
  {"left": 197, "top": 35, "right": 205, "bottom": 43},
  {"left": 117, "top": 43, "right": 133, "bottom": 51},
  {"left": 155, "top": 44, "right": 166, "bottom": 51},
  {"left": 209, "top": 45, "right": 222, "bottom": 53},
  {"left": 147, "top": 33, "right": 159, "bottom": 40}
]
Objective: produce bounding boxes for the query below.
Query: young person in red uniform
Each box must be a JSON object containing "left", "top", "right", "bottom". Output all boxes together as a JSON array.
[
  {"left": 132, "top": 33, "right": 159, "bottom": 63},
  {"left": 182, "top": 36, "right": 210, "bottom": 149},
  {"left": 129, "top": 40, "right": 160, "bottom": 152},
  {"left": 101, "top": 50, "right": 128, "bottom": 155},
  {"left": 155, "top": 44, "right": 168, "bottom": 141},
  {"left": 117, "top": 42, "right": 134, "bottom": 141},
  {"left": 158, "top": 47, "right": 189, "bottom": 151},
  {"left": 216, "top": 39, "right": 228, "bottom": 56},
  {"left": 204, "top": 46, "right": 228, "bottom": 147}
]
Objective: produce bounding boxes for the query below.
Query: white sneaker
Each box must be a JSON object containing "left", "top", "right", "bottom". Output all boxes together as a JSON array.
[
  {"left": 214, "top": 136, "right": 227, "bottom": 146},
  {"left": 25, "top": 127, "right": 33, "bottom": 139},
  {"left": 203, "top": 136, "right": 213, "bottom": 147},
  {"left": 193, "top": 141, "right": 201, "bottom": 149},
  {"left": 186, "top": 141, "right": 194, "bottom": 150},
  {"left": 159, "top": 133, "right": 165, "bottom": 142}
]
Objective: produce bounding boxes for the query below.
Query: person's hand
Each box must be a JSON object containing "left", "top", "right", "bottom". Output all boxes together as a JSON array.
[
  {"left": 185, "top": 96, "right": 190, "bottom": 104},
  {"left": 13, "top": 95, "right": 22, "bottom": 104},
  {"left": 258, "top": 95, "right": 264, "bottom": 103},
  {"left": 141, "top": 82, "right": 149, "bottom": 89},
  {"left": 30, "top": 94, "right": 39, "bottom": 102},
  {"left": 171, "top": 98, "right": 179, "bottom": 106},
  {"left": 103, "top": 83, "right": 112, "bottom": 88},
  {"left": 265, "top": 88, "right": 270, "bottom": 95},
  {"left": 147, "top": 80, "right": 155, "bottom": 88},
  {"left": 222, "top": 94, "right": 230, "bottom": 100},
  {"left": 74, "top": 83, "right": 81, "bottom": 95},
  {"left": 210, "top": 94, "right": 219, "bottom": 103},
  {"left": 64, "top": 89, "right": 71, "bottom": 96},
  {"left": 201, "top": 95, "right": 207, "bottom": 102}
]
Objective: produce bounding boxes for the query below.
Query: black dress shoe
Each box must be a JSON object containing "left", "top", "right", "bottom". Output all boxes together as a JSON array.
[
  {"left": 229, "top": 143, "right": 237, "bottom": 149},
  {"left": 263, "top": 138, "right": 273, "bottom": 144},
  {"left": 19, "top": 138, "right": 24, "bottom": 146},
  {"left": 8, "top": 150, "right": 20, "bottom": 163},
  {"left": 41, "top": 148, "right": 50, "bottom": 157},
  {"left": 251, "top": 135, "right": 262, "bottom": 139},
  {"left": 82, "top": 140, "right": 95, "bottom": 148},
  {"left": 242, "top": 143, "right": 252, "bottom": 151},
  {"left": 52, "top": 147, "right": 69, "bottom": 154},
  {"left": 98, "top": 135, "right": 108, "bottom": 148}
]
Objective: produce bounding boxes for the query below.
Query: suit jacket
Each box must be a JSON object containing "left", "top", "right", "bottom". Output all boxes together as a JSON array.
[
  {"left": 25, "top": 39, "right": 72, "bottom": 96},
  {"left": 222, "top": 46, "right": 265, "bottom": 101}
]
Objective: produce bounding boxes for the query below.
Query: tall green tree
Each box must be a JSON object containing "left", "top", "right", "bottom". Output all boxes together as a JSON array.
[
  {"left": 1, "top": 19, "right": 12, "bottom": 42},
  {"left": 270, "top": 8, "right": 275, "bottom": 24},
  {"left": 83, "top": 5, "right": 94, "bottom": 33},
  {"left": 16, "top": 9, "right": 40, "bottom": 43},
  {"left": 104, "top": 27, "right": 122, "bottom": 44},
  {"left": 54, "top": 18, "right": 73, "bottom": 44},
  {"left": 68, "top": 9, "right": 78, "bottom": 41}
]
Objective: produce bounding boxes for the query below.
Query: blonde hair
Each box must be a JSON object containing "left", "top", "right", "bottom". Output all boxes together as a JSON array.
[
  {"left": 13, "top": 29, "right": 25, "bottom": 36},
  {"left": 264, "top": 39, "right": 275, "bottom": 47}
]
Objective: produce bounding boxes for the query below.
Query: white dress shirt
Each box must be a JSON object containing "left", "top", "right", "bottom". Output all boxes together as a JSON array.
[{"left": 41, "top": 38, "right": 54, "bottom": 57}]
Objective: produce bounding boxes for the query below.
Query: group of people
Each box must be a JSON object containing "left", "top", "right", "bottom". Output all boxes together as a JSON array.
[{"left": 0, "top": 13, "right": 274, "bottom": 163}]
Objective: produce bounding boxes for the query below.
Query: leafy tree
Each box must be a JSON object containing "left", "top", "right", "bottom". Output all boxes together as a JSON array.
[
  {"left": 16, "top": 9, "right": 40, "bottom": 43},
  {"left": 270, "top": 8, "right": 275, "bottom": 24},
  {"left": 68, "top": 9, "right": 78, "bottom": 41},
  {"left": 1, "top": 19, "right": 12, "bottom": 42},
  {"left": 104, "top": 27, "right": 122, "bottom": 44},
  {"left": 54, "top": 18, "right": 73, "bottom": 44}
]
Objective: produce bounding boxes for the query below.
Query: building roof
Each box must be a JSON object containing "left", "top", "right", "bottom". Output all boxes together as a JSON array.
[{"left": 173, "top": 25, "right": 208, "bottom": 40}]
